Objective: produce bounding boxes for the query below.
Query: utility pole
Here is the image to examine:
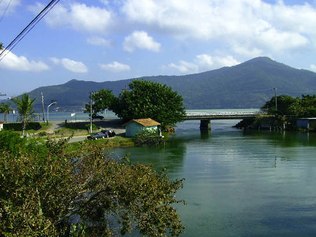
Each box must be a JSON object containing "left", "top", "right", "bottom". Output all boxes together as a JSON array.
[
  {"left": 273, "top": 87, "right": 278, "bottom": 112},
  {"left": 41, "top": 92, "right": 45, "bottom": 122},
  {"left": 90, "top": 92, "right": 93, "bottom": 134}
]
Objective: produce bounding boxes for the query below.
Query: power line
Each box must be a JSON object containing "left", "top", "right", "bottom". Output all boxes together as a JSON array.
[{"left": 0, "top": 0, "right": 60, "bottom": 61}]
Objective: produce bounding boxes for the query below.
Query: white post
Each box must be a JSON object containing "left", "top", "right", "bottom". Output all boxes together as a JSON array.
[{"left": 47, "top": 101, "right": 57, "bottom": 123}]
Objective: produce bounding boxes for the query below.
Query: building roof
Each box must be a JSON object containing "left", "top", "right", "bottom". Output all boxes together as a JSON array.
[{"left": 126, "top": 118, "right": 160, "bottom": 127}]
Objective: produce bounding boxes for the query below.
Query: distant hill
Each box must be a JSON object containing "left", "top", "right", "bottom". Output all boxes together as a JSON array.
[{"left": 28, "top": 57, "right": 316, "bottom": 111}]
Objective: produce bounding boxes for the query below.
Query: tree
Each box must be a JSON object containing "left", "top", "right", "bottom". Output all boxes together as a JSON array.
[
  {"left": 12, "top": 94, "right": 36, "bottom": 136},
  {"left": 261, "top": 95, "right": 298, "bottom": 115},
  {"left": 289, "top": 94, "right": 316, "bottom": 117},
  {"left": 111, "top": 80, "right": 186, "bottom": 129},
  {"left": 0, "top": 103, "right": 11, "bottom": 122},
  {"left": 0, "top": 132, "right": 184, "bottom": 236},
  {"left": 85, "top": 89, "right": 116, "bottom": 117}
]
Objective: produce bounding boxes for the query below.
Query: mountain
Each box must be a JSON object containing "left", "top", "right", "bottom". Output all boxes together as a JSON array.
[{"left": 28, "top": 57, "right": 316, "bottom": 111}]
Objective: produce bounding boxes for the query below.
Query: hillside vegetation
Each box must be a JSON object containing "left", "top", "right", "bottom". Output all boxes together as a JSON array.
[{"left": 26, "top": 57, "right": 316, "bottom": 110}]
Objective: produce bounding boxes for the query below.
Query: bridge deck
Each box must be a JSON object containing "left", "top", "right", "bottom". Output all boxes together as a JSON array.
[{"left": 184, "top": 111, "right": 264, "bottom": 120}]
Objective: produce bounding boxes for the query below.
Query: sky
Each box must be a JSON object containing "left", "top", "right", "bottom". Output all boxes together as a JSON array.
[{"left": 1, "top": 0, "right": 316, "bottom": 97}]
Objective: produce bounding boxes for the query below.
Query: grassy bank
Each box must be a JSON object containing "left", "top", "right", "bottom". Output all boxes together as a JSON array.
[{"left": 66, "top": 136, "right": 134, "bottom": 154}]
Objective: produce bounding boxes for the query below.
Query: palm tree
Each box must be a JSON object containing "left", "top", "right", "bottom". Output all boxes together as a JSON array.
[
  {"left": 12, "top": 94, "right": 35, "bottom": 136},
  {"left": 0, "top": 103, "right": 12, "bottom": 122}
]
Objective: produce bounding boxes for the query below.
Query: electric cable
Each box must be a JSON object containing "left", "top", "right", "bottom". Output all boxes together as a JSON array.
[{"left": 0, "top": 0, "right": 60, "bottom": 61}]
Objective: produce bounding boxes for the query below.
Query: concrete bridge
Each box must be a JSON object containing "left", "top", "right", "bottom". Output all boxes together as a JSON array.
[{"left": 185, "top": 111, "right": 264, "bottom": 129}]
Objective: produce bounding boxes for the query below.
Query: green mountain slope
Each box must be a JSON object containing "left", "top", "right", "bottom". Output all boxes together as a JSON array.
[{"left": 28, "top": 57, "right": 316, "bottom": 110}]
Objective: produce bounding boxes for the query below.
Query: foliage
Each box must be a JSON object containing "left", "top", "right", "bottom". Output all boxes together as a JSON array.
[
  {"left": 0, "top": 132, "right": 184, "bottom": 237},
  {"left": 262, "top": 94, "right": 316, "bottom": 118},
  {"left": 11, "top": 94, "right": 36, "bottom": 136},
  {"left": 3, "top": 122, "right": 42, "bottom": 131},
  {"left": 84, "top": 89, "right": 116, "bottom": 117},
  {"left": 134, "top": 129, "right": 164, "bottom": 146},
  {"left": 289, "top": 95, "right": 316, "bottom": 117},
  {"left": 0, "top": 103, "right": 12, "bottom": 122},
  {"left": 261, "top": 95, "right": 298, "bottom": 115},
  {"left": 111, "top": 80, "right": 186, "bottom": 128}
]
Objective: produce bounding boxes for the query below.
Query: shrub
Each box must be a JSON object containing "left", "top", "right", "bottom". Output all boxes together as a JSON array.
[{"left": 134, "top": 130, "right": 164, "bottom": 146}]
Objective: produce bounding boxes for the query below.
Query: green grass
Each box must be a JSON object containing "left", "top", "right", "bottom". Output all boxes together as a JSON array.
[{"left": 65, "top": 136, "right": 134, "bottom": 154}]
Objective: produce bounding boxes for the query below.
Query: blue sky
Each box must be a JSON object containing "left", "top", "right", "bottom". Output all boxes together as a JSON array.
[{"left": 1, "top": 0, "right": 316, "bottom": 97}]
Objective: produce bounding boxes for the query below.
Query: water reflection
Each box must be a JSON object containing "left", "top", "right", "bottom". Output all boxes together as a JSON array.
[
  {"left": 113, "top": 141, "right": 186, "bottom": 175},
  {"left": 113, "top": 120, "right": 316, "bottom": 237}
]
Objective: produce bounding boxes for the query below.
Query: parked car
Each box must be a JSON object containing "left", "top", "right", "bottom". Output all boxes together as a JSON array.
[
  {"left": 101, "top": 129, "right": 116, "bottom": 137},
  {"left": 87, "top": 130, "right": 116, "bottom": 140},
  {"left": 87, "top": 132, "right": 107, "bottom": 140}
]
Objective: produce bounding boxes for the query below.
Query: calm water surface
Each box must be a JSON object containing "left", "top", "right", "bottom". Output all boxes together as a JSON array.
[{"left": 113, "top": 119, "right": 316, "bottom": 237}]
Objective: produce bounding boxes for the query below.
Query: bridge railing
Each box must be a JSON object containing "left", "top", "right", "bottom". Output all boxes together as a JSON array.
[
  {"left": 185, "top": 111, "right": 263, "bottom": 116},
  {"left": 184, "top": 111, "right": 266, "bottom": 120}
]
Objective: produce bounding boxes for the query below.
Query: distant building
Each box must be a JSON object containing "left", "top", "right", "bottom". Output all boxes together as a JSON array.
[
  {"left": 124, "top": 118, "right": 161, "bottom": 137},
  {"left": 296, "top": 118, "right": 316, "bottom": 131},
  {"left": 0, "top": 121, "right": 3, "bottom": 131}
]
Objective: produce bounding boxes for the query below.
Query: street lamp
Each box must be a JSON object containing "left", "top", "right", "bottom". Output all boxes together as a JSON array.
[
  {"left": 89, "top": 92, "right": 94, "bottom": 134},
  {"left": 273, "top": 87, "right": 278, "bottom": 111},
  {"left": 47, "top": 101, "right": 57, "bottom": 123}
]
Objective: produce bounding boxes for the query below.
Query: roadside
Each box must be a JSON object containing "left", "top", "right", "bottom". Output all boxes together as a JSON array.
[{"left": 47, "top": 119, "right": 126, "bottom": 143}]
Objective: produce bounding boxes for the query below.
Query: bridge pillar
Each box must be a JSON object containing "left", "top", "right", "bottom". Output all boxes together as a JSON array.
[{"left": 200, "top": 119, "right": 211, "bottom": 130}]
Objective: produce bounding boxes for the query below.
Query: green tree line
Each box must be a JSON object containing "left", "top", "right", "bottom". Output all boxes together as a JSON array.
[
  {"left": 86, "top": 80, "right": 186, "bottom": 130},
  {"left": 262, "top": 94, "right": 316, "bottom": 118}
]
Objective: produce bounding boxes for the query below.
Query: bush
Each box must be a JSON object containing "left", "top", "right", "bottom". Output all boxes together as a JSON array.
[
  {"left": 134, "top": 130, "right": 164, "bottom": 146},
  {"left": 0, "top": 132, "right": 184, "bottom": 236},
  {"left": 3, "top": 122, "right": 42, "bottom": 131}
]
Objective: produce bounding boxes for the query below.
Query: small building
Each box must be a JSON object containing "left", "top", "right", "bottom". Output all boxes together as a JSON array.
[
  {"left": 296, "top": 118, "right": 316, "bottom": 131},
  {"left": 124, "top": 118, "right": 160, "bottom": 137},
  {"left": 0, "top": 121, "right": 3, "bottom": 131}
]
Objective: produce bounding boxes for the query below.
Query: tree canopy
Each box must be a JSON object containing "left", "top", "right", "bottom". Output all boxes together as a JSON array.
[
  {"left": 261, "top": 94, "right": 316, "bottom": 118},
  {"left": 0, "top": 103, "right": 11, "bottom": 122},
  {"left": 111, "top": 80, "right": 186, "bottom": 128},
  {"left": 12, "top": 94, "right": 35, "bottom": 136},
  {"left": 0, "top": 131, "right": 184, "bottom": 236},
  {"left": 85, "top": 89, "right": 116, "bottom": 117},
  {"left": 261, "top": 95, "right": 298, "bottom": 115}
]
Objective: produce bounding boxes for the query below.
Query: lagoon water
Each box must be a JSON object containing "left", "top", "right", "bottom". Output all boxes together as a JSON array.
[
  {"left": 113, "top": 119, "right": 316, "bottom": 237},
  {"left": 2, "top": 109, "right": 316, "bottom": 236}
]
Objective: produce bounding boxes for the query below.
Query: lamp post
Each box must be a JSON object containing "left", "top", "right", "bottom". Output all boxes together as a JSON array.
[
  {"left": 89, "top": 92, "right": 94, "bottom": 134},
  {"left": 273, "top": 87, "right": 278, "bottom": 112},
  {"left": 47, "top": 101, "right": 57, "bottom": 123}
]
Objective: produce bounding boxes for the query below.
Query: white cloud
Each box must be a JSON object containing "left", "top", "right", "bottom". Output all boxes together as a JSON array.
[
  {"left": 168, "top": 61, "right": 199, "bottom": 74},
  {"left": 167, "top": 54, "right": 240, "bottom": 74},
  {"left": 0, "top": 0, "right": 21, "bottom": 14},
  {"left": 310, "top": 64, "right": 316, "bottom": 72},
  {"left": 0, "top": 50, "right": 49, "bottom": 72},
  {"left": 51, "top": 57, "right": 88, "bottom": 73},
  {"left": 232, "top": 44, "right": 263, "bottom": 58},
  {"left": 99, "top": 61, "right": 131, "bottom": 72},
  {"left": 123, "top": 31, "right": 161, "bottom": 52},
  {"left": 39, "top": 2, "right": 113, "bottom": 33},
  {"left": 87, "top": 36, "right": 111, "bottom": 47},
  {"left": 121, "top": 0, "right": 314, "bottom": 52}
]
